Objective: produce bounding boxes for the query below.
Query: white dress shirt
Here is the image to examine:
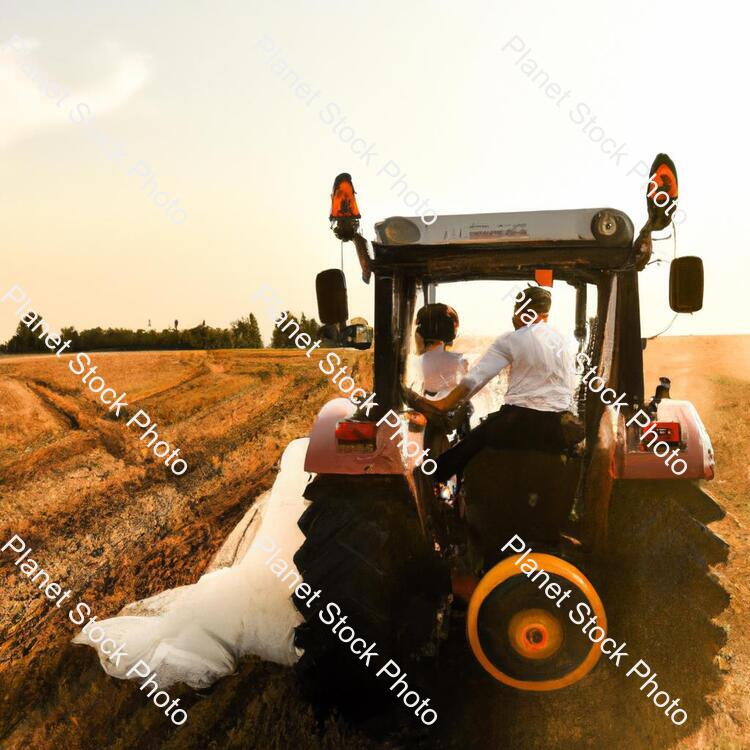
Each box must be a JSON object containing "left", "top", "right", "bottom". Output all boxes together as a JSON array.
[
  {"left": 460, "top": 323, "right": 577, "bottom": 412},
  {"left": 417, "top": 345, "right": 468, "bottom": 399}
]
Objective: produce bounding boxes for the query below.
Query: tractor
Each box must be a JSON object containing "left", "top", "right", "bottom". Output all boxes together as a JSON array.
[{"left": 292, "top": 157, "right": 728, "bottom": 734}]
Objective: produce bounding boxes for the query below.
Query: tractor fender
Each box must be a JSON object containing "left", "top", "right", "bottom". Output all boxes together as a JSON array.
[
  {"left": 616, "top": 399, "right": 714, "bottom": 480},
  {"left": 304, "top": 397, "right": 404, "bottom": 475}
]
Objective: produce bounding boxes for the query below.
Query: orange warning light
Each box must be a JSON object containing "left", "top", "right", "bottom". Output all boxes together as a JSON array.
[
  {"left": 329, "top": 173, "right": 361, "bottom": 220},
  {"left": 647, "top": 154, "right": 679, "bottom": 231}
]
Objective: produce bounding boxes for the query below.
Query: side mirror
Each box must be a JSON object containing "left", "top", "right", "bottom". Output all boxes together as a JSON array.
[
  {"left": 316, "top": 269, "right": 349, "bottom": 325},
  {"left": 341, "top": 323, "right": 372, "bottom": 350},
  {"left": 669, "top": 256, "right": 704, "bottom": 313}
]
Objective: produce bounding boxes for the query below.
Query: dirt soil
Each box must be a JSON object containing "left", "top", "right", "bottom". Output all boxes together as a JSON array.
[{"left": 0, "top": 337, "right": 747, "bottom": 749}]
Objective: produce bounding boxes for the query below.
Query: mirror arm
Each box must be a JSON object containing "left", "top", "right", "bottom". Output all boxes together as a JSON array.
[
  {"left": 633, "top": 228, "right": 653, "bottom": 270},
  {"left": 352, "top": 233, "right": 373, "bottom": 284}
]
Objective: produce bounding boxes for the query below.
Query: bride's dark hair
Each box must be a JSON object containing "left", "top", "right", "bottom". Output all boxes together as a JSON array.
[{"left": 416, "top": 303, "right": 459, "bottom": 345}]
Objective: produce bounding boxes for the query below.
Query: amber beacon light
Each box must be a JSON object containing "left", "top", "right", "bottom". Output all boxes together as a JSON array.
[
  {"left": 330, "top": 173, "right": 361, "bottom": 241},
  {"left": 647, "top": 153, "right": 679, "bottom": 231}
]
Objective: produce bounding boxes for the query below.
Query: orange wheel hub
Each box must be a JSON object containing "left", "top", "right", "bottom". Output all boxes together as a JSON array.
[{"left": 508, "top": 609, "right": 564, "bottom": 660}]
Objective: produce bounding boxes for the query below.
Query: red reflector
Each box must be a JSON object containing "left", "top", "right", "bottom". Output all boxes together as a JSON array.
[
  {"left": 335, "top": 420, "right": 377, "bottom": 452},
  {"left": 534, "top": 269, "right": 554, "bottom": 287}
]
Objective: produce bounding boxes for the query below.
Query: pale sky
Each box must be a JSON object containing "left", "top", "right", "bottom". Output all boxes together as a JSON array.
[{"left": 1, "top": 1, "right": 748, "bottom": 345}]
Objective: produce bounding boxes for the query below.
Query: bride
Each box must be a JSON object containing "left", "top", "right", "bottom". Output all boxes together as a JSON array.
[{"left": 73, "top": 438, "right": 311, "bottom": 689}]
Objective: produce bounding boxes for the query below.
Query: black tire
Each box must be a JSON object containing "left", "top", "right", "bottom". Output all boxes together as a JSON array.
[
  {"left": 603, "top": 479, "right": 729, "bottom": 742},
  {"left": 293, "top": 475, "right": 448, "bottom": 722}
]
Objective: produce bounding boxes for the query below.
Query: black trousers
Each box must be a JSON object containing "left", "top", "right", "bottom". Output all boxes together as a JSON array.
[{"left": 433, "top": 404, "right": 568, "bottom": 482}]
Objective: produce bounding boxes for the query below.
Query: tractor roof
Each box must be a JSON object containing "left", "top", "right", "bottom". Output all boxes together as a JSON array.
[{"left": 371, "top": 207, "right": 637, "bottom": 282}]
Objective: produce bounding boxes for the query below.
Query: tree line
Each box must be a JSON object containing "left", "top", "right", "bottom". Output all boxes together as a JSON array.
[{"left": 1, "top": 311, "right": 320, "bottom": 353}]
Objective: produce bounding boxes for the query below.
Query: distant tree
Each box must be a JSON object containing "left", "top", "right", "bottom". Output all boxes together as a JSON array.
[
  {"left": 271, "top": 311, "right": 292, "bottom": 348},
  {"left": 246, "top": 313, "right": 263, "bottom": 348},
  {"left": 231, "top": 313, "right": 263, "bottom": 348},
  {"left": 270, "top": 327, "right": 286, "bottom": 348},
  {"left": 1, "top": 310, "right": 270, "bottom": 353},
  {"left": 60, "top": 326, "right": 80, "bottom": 351},
  {"left": 270, "top": 311, "right": 318, "bottom": 349},
  {"left": 300, "top": 313, "right": 319, "bottom": 339},
  {"left": 4, "top": 319, "right": 45, "bottom": 353}
]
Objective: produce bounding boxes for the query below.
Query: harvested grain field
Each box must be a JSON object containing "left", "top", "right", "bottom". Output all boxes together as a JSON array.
[
  {"left": 0, "top": 337, "right": 747, "bottom": 749},
  {"left": 0, "top": 348, "right": 377, "bottom": 750}
]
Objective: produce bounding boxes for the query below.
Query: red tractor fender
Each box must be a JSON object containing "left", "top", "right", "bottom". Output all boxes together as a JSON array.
[
  {"left": 615, "top": 399, "right": 715, "bottom": 480},
  {"left": 304, "top": 397, "right": 405, "bottom": 475}
]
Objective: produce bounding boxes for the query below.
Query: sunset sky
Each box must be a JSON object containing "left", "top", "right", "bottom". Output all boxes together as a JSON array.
[{"left": 1, "top": 1, "right": 747, "bottom": 345}]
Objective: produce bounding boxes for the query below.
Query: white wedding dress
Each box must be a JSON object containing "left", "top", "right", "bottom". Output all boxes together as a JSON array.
[{"left": 73, "top": 438, "right": 311, "bottom": 689}]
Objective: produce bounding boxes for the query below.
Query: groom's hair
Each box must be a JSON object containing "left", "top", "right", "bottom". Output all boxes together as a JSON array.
[{"left": 515, "top": 285, "right": 552, "bottom": 315}]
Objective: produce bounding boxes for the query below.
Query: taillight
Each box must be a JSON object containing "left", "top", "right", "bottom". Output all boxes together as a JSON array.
[
  {"left": 335, "top": 420, "right": 377, "bottom": 452},
  {"left": 639, "top": 421, "right": 682, "bottom": 451}
]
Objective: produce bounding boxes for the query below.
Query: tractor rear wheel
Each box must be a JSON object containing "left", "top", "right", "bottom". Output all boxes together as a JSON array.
[
  {"left": 604, "top": 479, "right": 729, "bottom": 735},
  {"left": 292, "top": 475, "right": 448, "bottom": 721}
]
